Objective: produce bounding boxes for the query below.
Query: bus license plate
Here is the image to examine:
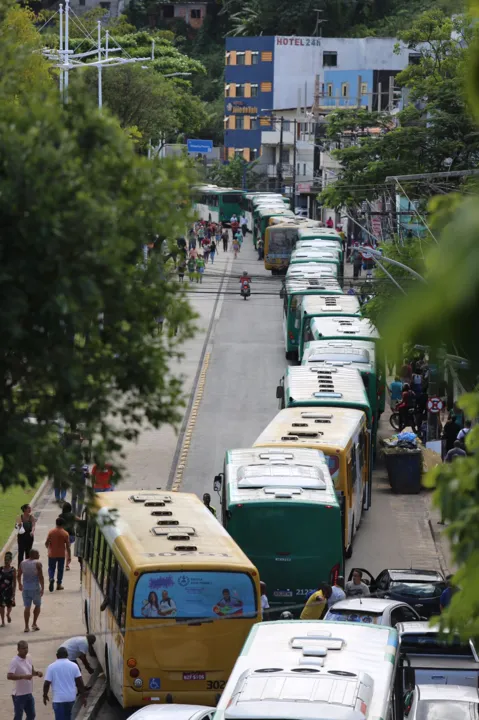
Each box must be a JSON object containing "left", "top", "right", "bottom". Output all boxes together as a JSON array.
[{"left": 183, "top": 672, "right": 206, "bottom": 681}]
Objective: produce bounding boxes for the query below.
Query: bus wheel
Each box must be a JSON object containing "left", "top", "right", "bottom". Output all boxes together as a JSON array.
[
  {"left": 84, "top": 600, "right": 90, "bottom": 634},
  {"left": 345, "top": 519, "right": 354, "bottom": 559},
  {"left": 105, "top": 648, "right": 115, "bottom": 705}
]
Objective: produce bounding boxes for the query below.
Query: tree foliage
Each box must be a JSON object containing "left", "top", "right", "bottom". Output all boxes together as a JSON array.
[
  {"left": 320, "top": 11, "right": 479, "bottom": 208},
  {"left": 0, "top": 7, "right": 196, "bottom": 491},
  {"left": 207, "top": 155, "right": 266, "bottom": 191}
]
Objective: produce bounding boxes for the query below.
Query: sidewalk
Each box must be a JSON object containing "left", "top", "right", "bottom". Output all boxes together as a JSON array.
[{"left": 0, "top": 245, "right": 233, "bottom": 719}]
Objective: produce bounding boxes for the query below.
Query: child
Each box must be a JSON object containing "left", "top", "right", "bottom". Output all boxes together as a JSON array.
[{"left": 196, "top": 254, "right": 205, "bottom": 283}]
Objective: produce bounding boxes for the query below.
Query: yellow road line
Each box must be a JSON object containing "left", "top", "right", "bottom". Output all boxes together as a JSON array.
[{"left": 172, "top": 352, "right": 210, "bottom": 491}]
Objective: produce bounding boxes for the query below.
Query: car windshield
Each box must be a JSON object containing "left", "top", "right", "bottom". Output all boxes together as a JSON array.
[
  {"left": 417, "top": 700, "right": 478, "bottom": 720},
  {"left": 326, "top": 609, "right": 382, "bottom": 624},
  {"left": 390, "top": 581, "right": 443, "bottom": 597}
]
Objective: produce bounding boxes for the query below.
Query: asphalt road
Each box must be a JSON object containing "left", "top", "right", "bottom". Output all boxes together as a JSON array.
[{"left": 97, "top": 237, "right": 442, "bottom": 720}]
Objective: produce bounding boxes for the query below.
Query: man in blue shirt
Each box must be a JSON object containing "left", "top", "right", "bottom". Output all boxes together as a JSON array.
[
  {"left": 440, "top": 575, "right": 456, "bottom": 612},
  {"left": 389, "top": 377, "right": 403, "bottom": 405}
]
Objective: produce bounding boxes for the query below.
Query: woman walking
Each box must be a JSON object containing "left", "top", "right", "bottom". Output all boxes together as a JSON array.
[
  {"left": 222, "top": 229, "right": 229, "bottom": 252},
  {"left": 210, "top": 239, "right": 217, "bottom": 264},
  {"left": 16, "top": 504, "right": 36, "bottom": 567},
  {"left": 196, "top": 254, "right": 205, "bottom": 284},
  {"left": 58, "top": 503, "right": 79, "bottom": 572},
  {"left": 232, "top": 235, "right": 240, "bottom": 259},
  {"left": 203, "top": 240, "right": 211, "bottom": 264},
  {"left": 0, "top": 551, "right": 16, "bottom": 626},
  {"left": 187, "top": 255, "right": 197, "bottom": 282}
]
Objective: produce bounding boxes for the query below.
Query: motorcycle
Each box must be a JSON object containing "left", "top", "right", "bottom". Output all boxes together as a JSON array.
[{"left": 240, "top": 280, "right": 251, "bottom": 300}]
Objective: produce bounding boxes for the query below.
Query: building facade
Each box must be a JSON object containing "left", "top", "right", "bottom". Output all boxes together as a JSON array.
[{"left": 224, "top": 35, "right": 415, "bottom": 161}]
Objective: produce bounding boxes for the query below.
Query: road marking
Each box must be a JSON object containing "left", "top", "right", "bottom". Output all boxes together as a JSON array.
[{"left": 172, "top": 352, "right": 210, "bottom": 491}]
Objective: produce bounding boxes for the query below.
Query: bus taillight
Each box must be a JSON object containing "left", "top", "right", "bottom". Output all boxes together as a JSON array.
[
  {"left": 127, "top": 658, "right": 137, "bottom": 668},
  {"left": 130, "top": 668, "right": 140, "bottom": 678},
  {"left": 330, "top": 563, "right": 340, "bottom": 585}
]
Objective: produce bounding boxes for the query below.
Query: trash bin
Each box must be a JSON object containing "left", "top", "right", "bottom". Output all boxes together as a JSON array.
[{"left": 383, "top": 448, "right": 422, "bottom": 494}]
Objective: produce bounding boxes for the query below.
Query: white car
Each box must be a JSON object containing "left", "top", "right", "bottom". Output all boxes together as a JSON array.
[
  {"left": 129, "top": 705, "right": 216, "bottom": 720},
  {"left": 324, "top": 597, "right": 421, "bottom": 626},
  {"left": 405, "top": 684, "right": 479, "bottom": 719}
]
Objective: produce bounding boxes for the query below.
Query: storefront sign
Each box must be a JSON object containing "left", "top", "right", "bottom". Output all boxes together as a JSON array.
[{"left": 276, "top": 36, "right": 321, "bottom": 47}]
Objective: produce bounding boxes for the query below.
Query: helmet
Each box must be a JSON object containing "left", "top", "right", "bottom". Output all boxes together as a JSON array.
[
  {"left": 243, "top": 271, "right": 248, "bottom": 276},
  {"left": 280, "top": 611, "right": 294, "bottom": 620}
]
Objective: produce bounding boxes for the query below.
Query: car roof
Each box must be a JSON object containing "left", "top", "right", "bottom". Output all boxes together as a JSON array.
[
  {"left": 416, "top": 685, "right": 479, "bottom": 702},
  {"left": 330, "top": 598, "right": 406, "bottom": 613},
  {"left": 389, "top": 569, "right": 444, "bottom": 582},
  {"left": 130, "top": 705, "right": 215, "bottom": 720}
]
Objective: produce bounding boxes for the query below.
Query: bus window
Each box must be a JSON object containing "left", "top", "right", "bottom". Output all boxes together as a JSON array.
[
  {"left": 116, "top": 568, "right": 128, "bottom": 634},
  {"left": 107, "top": 555, "right": 118, "bottom": 609},
  {"left": 303, "top": 317, "right": 313, "bottom": 344},
  {"left": 102, "top": 545, "right": 111, "bottom": 596},
  {"left": 91, "top": 526, "right": 100, "bottom": 578}
]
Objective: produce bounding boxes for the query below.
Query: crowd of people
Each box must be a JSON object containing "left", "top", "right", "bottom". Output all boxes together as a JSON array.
[{"left": 176, "top": 216, "right": 247, "bottom": 282}]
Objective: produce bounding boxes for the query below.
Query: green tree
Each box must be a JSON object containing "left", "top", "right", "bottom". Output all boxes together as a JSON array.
[
  {"left": 0, "top": 8, "right": 196, "bottom": 491},
  {"left": 320, "top": 11, "right": 479, "bottom": 209},
  {"left": 207, "top": 155, "right": 266, "bottom": 191}
]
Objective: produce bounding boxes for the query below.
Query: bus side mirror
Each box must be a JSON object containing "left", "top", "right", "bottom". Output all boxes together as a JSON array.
[
  {"left": 276, "top": 384, "right": 284, "bottom": 400},
  {"left": 214, "top": 474, "right": 223, "bottom": 493}
]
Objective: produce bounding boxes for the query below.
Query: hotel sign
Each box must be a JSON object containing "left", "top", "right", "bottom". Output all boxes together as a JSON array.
[
  {"left": 276, "top": 36, "right": 321, "bottom": 47},
  {"left": 226, "top": 102, "right": 258, "bottom": 114}
]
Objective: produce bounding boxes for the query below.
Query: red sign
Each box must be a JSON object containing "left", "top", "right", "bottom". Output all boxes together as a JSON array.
[
  {"left": 183, "top": 672, "right": 206, "bottom": 681},
  {"left": 427, "top": 397, "right": 444, "bottom": 414}
]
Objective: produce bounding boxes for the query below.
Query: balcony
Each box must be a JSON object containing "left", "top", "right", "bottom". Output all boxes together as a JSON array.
[
  {"left": 262, "top": 130, "right": 295, "bottom": 146},
  {"left": 267, "top": 163, "right": 294, "bottom": 178}
]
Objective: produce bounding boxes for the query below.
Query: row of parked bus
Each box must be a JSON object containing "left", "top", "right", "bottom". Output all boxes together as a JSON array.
[{"left": 212, "top": 208, "right": 385, "bottom": 621}]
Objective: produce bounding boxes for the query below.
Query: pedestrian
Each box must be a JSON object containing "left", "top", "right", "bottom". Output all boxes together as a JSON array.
[
  {"left": 442, "top": 413, "right": 458, "bottom": 458},
  {"left": 235, "top": 228, "right": 243, "bottom": 248},
  {"left": 411, "top": 367, "right": 423, "bottom": 395},
  {"left": 44, "top": 518, "right": 71, "bottom": 592},
  {"left": 187, "top": 255, "right": 197, "bottom": 282},
  {"left": 0, "top": 551, "right": 17, "bottom": 626},
  {"left": 439, "top": 574, "right": 457, "bottom": 612},
  {"left": 16, "top": 505, "right": 36, "bottom": 568},
  {"left": 70, "top": 463, "right": 89, "bottom": 517},
  {"left": 63, "top": 635, "right": 96, "bottom": 674},
  {"left": 203, "top": 240, "right": 211, "bottom": 264},
  {"left": 196, "top": 254, "right": 205, "bottom": 284},
  {"left": 43, "top": 646, "right": 87, "bottom": 720},
  {"left": 215, "top": 225, "right": 222, "bottom": 250},
  {"left": 345, "top": 569, "right": 370, "bottom": 598},
  {"left": 53, "top": 476, "right": 68, "bottom": 504},
  {"left": 260, "top": 581, "right": 270, "bottom": 619},
  {"left": 346, "top": 282, "right": 356, "bottom": 295},
  {"left": 7, "top": 639, "right": 43, "bottom": 720},
  {"left": 397, "top": 383, "right": 416, "bottom": 432},
  {"left": 91, "top": 461, "right": 114, "bottom": 492},
  {"left": 221, "top": 229, "right": 229, "bottom": 252},
  {"left": 389, "top": 376, "right": 403, "bottom": 406},
  {"left": 399, "top": 359, "right": 413, "bottom": 385},
  {"left": 188, "top": 229, "right": 196, "bottom": 251},
  {"left": 202, "top": 493, "right": 217, "bottom": 517},
  {"left": 445, "top": 439, "right": 467, "bottom": 463},
  {"left": 322, "top": 582, "right": 346, "bottom": 607},
  {"left": 351, "top": 245, "right": 362, "bottom": 279},
  {"left": 240, "top": 214, "right": 248, "bottom": 237},
  {"left": 300, "top": 587, "right": 327, "bottom": 620},
  {"left": 18, "top": 549, "right": 44, "bottom": 633},
  {"left": 326, "top": 217, "right": 334, "bottom": 228},
  {"left": 210, "top": 239, "right": 217, "bottom": 264},
  {"left": 177, "top": 258, "right": 186, "bottom": 282},
  {"left": 58, "top": 503, "right": 79, "bottom": 572},
  {"left": 232, "top": 236, "right": 240, "bottom": 259},
  {"left": 257, "top": 237, "right": 264, "bottom": 261},
  {"left": 457, "top": 420, "right": 472, "bottom": 449}
]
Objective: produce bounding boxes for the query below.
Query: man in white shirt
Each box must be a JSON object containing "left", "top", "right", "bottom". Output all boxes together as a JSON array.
[
  {"left": 323, "top": 582, "right": 346, "bottom": 607},
  {"left": 260, "top": 581, "right": 270, "bottom": 619},
  {"left": 159, "top": 590, "right": 177, "bottom": 616},
  {"left": 43, "top": 647, "right": 86, "bottom": 719},
  {"left": 63, "top": 635, "right": 96, "bottom": 674},
  {"left": 345, "top": 569, "right": 371, "bottom": 598},
  {"left": 7, "top": 640, "right": 43, "bottom": 720}
]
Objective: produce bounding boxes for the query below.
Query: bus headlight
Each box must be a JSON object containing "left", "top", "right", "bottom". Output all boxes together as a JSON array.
[{"left": 133, "top": 678, "right": 143, "bottom": 689}]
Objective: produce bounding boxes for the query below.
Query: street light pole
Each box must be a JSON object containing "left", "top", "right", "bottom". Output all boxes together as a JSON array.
[
  {"left": 277, "top": 116, "right": 284, "bottom": 192},
  {"left": 292, "top": 118, "right": 297, "bottom": 211}
]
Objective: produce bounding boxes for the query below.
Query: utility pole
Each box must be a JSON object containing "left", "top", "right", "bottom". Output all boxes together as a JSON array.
[
  {"left": 292, "top": 118, "right": 297, "bottom": 211},
  {"left": 277, "top": 116, "right": 284, "bottom": 193}
]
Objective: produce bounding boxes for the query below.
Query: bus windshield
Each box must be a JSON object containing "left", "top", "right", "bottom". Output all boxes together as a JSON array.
[
  {"left": 133, "top": 571, "right": 257, "bottom": 620},
  {"left": 222, "top": 193, "right": 243, "bottom": 204},
  {"left": 268, "top": 227, "right": 297, "bottom": 259}
]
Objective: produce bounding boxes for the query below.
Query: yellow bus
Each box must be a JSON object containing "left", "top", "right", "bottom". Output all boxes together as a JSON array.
[
  {"left": 254, "top": 407, "right": 370, "bottom": 559},
  {"left": 80, "top": 491, "right": 261, "bottom": 708}
]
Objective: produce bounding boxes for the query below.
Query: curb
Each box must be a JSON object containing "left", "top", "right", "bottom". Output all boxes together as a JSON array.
[
  {"left": 0, "top": 476, "right": 51, "bottom": 558},
  {"left": 427, "top": 517, "right": 451, "bottom": 576},
  {"left": 73, "top": 671, "right": 107, "bottom": 720}
]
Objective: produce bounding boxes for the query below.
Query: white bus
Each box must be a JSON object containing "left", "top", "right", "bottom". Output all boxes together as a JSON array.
[{"left": 214, "top": 620, "right": 399, "bottom": 720}]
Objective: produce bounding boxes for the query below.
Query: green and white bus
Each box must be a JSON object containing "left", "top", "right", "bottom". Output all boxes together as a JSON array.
[
  {"left": 282, "top": 276, "right": 343, "bottom": 359},
  {"left": 297, "top": 294, "right": 361, "bottom": 360},
  {"left": 243, "top": 193, "right": 289, "bottom": 232},
  {"left": 297, "top": 226, "right": 343, "bottom": 242},
  {"left": 302, "top": 339, "right": 380, "bottom": 454},
  {"left": 254, "top": 205, "right": 295, "bottom": 247},
  {"left": 213, "top": 447, "right": 343, "bottom": 613},
  {"left": 194, "top": 185, "right": 244, "bottom": 225}
]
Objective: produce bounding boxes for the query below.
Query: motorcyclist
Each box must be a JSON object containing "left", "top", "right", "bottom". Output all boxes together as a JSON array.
[{"left": 240, "top": 271, "right": 251, "bottom": 291}]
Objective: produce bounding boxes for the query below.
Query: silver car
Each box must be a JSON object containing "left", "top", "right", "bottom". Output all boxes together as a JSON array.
[
  {"left": 324, "top": 597, "right": 421, "bottom": 626},
  {"left": 405, "top": 684, "right": 479, "bottom": 719},
  {"left": 129, "top": 705, "right": 216, "bottom": 720}
]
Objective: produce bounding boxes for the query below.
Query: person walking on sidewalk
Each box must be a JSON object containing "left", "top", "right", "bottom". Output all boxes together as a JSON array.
[
  {"left": 7, "top": 639, "right": 43, "bottom": 720},
  {"left": 45, "top": 519, "right": 70, "bottom": 592},
  {"left": 43, "top": 647, "right": 87, "bottom": 720},
  {"left": 0, "top": 551, "right": 17, "bottom": 626},
  {"left": 209, "top": 239, "right": 217, "bottom": 264},
  {"left": 16, "top": 505, "right": 36, "bottom": 567},
  {"left": 58, "top": 503, "right": 79, "bottom": 572},
  {"left": 221, "top": 229, "right": 229, "bottom": 252},
  {"left": 18, "top": 549, "right": 44, "bottom": 633}
]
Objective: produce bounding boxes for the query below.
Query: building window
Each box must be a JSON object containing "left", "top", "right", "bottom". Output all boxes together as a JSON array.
[
  {"left": 100, "top": 1, "right": 111, "bottom": 8},
  {"left": 282, "top": 120, "right": 291, "bottom": 132},
  {"left": 250, "top": 116, "right": 259, "bottom": 130},
  {"left": 162, "top": 4, "right": 174, "bottom": 18},
  {"left": 235, "top": 116, "right": 245, "bottom": 130},
  {"left": 260, "top": 81, "right": 272, "bottom": 93},
  {"left": 303, "top": 163, "right": 307, "bottom": 176},
  {"left": 280, "top": 148, "right": 289, "bottom": 164},
  {"left": 236, "top": 52, "right": 246, "bottom": 66},
  {"left": 236, "top": 83, "right": 245, "bottom": 96},
  {"left": 190, "top": 8, "right": 201, "bottom": 19},
  {"left": 327, "top": 83, "right": 333, "bottom": 97},
  {"left": 251, "top": 52, "right": 259, "bottom": 65},
  {"left": 361, "top": 82, "right": 368, "bottom": 95},
  {"left": 234, "top": 149, "right": 244, "bottom": 158},
  {"left": 409, "top": 53, "right": 420, "bottom": 65},
  {"left": 225, "top": 52, "right": 230, "bottom": 65},
  {"left": 250, "top": 84, "right": 258, "bottom": 97},
  {"left": 323, "top": 52, "right": 337, "bottom": 67},
  {"left": 250, "top": 148, "right": 259, "bottom": 160},
  {"left": 261, "top": 51, "right": 273, "bottom": 62},
  {"left": 341, "top": 82, "right": 349, "bottom": 98},
  {"left": 224, "top": 84, "right": 230, "bottom": 97}
]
